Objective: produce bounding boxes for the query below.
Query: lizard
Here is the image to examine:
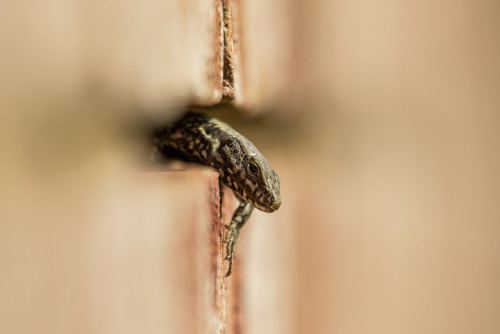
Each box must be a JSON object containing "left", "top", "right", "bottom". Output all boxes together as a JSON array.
[{"left": 152, "top": 111, "right": 281, "bottom": 277}]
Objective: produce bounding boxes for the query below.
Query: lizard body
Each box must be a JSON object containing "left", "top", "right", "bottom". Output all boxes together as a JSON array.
[{"left": 153, "top": 112, "right": 281, "bottom": 276}]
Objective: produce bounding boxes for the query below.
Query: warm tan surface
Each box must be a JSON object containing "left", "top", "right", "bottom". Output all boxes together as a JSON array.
[
  {"left": 285, "top": 1, "right": 500, "bottom": 333},
  {"left": 234, "top": 0, "right": 500, "bottom": 332},
  {"left": 0, "top": 0, "right": 223, "bottom": 113},
  {"left": 1, "top": 1, "right": 500, "bottom": 334},
  {"left": 0, "top": 170, "right": 229, "bottom": 333}
]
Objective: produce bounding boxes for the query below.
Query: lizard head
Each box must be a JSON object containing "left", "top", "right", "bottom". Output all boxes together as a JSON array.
[{"left": 219, "top": 138, "right": 281, "bottom": 213}]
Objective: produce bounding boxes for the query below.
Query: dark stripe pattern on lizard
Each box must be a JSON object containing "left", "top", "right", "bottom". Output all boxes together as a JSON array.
[{"left": 153, "top": 111, "right": 281, "bottom": 276}]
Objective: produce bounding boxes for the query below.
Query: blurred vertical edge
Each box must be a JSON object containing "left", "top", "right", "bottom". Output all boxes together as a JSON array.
[
  {"left": 2, "top": 0, "right": 499, "bottom": 334},
  {"left": 0, "top": 0, "right": 224, "bottom": 119},
  {"left": 0, "top": 0, "right": 296, "bottom": 333},
  {"left": 0, "top": 1, "right": 225, "bottom": 333},
  {"left": 0, "top": 167, "right": 234, "bottom": 334}
]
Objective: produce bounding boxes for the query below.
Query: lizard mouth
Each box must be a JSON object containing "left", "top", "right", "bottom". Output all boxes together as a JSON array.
[
  {"left": 270, "top": 199, "right": 281, "bottom": 212},
  {"left": 253, "top": 198, "right": 281, "bottom": 213}
]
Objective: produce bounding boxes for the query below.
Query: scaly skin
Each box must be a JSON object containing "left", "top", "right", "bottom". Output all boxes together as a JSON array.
[{"left": 153, "top": 111, "right": 281, "bottom": 276}]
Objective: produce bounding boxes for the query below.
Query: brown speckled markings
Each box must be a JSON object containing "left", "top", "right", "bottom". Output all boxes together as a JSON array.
[{"left": 153, "top": 111, "right": 281, "bottom": 276}]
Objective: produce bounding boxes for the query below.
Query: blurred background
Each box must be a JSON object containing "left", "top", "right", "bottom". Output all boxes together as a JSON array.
[{"left": 1, "top": 0, "right": 499, "bottom": 333}]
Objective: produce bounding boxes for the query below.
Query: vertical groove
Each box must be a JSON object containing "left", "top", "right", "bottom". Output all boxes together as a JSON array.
[{"left": 222, "top": 0, "right": 235, "bottom": 100}]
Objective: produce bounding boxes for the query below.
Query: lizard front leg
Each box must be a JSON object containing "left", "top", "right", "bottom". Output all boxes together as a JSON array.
[{"left": 224, "top": 201, "right": 254, "bottom": 277}]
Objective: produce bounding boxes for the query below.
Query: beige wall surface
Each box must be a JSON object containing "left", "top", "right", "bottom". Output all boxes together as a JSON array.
[
  {"left": 287, "top": 1, "right": 500, "bottom": 333},
  {"left": 1, "top": 0, "right": 499, "bottom": 333}
]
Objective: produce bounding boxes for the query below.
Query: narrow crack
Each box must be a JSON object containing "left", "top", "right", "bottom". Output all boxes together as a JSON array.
[{"left": 222, "top": 0, "right": 235, "bottom": 100}]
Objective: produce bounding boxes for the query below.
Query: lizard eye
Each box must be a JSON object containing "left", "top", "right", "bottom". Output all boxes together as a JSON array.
[{"left": 246, "top": 162, "right": 259, "bottom": 177}]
